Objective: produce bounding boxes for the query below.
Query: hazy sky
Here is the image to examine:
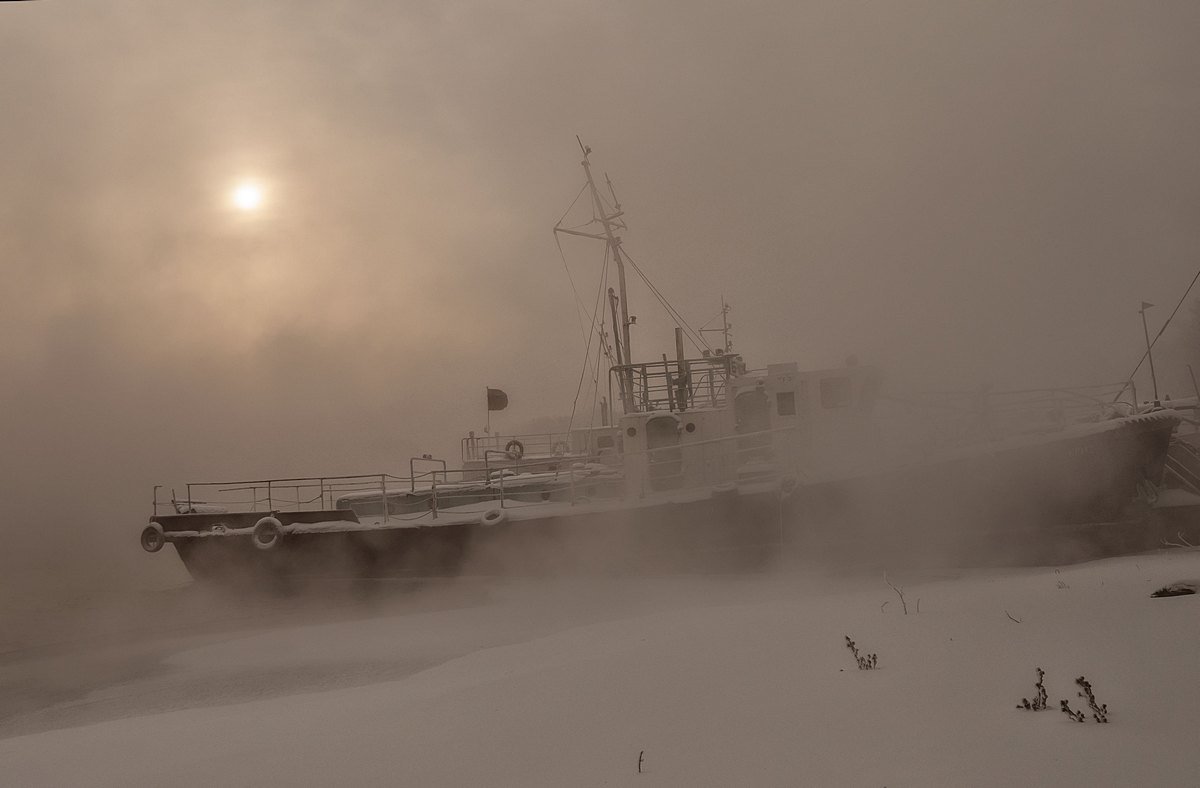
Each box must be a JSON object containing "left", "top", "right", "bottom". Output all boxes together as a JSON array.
[{"left": 3, "top": 1, "right": 1200, "bottom": 576}]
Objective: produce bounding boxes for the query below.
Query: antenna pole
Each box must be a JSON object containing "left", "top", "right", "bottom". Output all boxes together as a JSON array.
[{"left": 721, "top": 296, "right": 731, "bottom": 353}]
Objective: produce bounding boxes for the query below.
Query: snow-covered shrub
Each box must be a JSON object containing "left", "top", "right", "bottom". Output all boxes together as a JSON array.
[
  {"left": 1075, "top": 676, "right": 1108, "bottom": 723},
  {"left": 1060, "top": 699, "right": 1086, "bottom": 722},
  {"left": 1017, "top": 667, "right": 1048, "bottom": 711},
  {"left": 1059, "top": 676, "right": 1108, "bottom": 723},
  {"left": 844, "top": 636, "right": 878, "bottom": 670}
]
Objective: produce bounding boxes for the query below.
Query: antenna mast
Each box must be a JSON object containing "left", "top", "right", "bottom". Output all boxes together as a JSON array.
[
  {"left": 555, "top": 138, "right": 636, "bottom": 412},
  {"left": 700, "top": 296, "right": 734, "bottom": 355}
]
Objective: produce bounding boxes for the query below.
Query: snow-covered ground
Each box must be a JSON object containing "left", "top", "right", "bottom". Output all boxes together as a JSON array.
[{"left": 3, "top": 550, "right": 1199, "bottom": 786}]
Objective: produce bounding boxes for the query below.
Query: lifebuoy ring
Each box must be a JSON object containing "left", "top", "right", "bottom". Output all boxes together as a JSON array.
[
  {"left": 504, "top": 439, "right": 525, "bottom": 460},
  {"left": 140, "top": 522, "right": 165, "bottom": 553},
  {"left": 253, "top": 516, "right": 284, "bottom": 551},
  {"left": 480, "top": 508, "right": 507, "bottom": 526}
]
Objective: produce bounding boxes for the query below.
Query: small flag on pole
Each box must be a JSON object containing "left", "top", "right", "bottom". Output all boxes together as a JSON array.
[
  {"left": 487, "top": 388, "right": 509, "bottom": 411},
  {"left": 1140, "top": 301, "right": 1154, "bottom": 311}
]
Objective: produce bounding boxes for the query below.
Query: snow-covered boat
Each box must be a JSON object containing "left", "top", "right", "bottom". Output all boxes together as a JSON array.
[{"left": 139, "top": 144, "right": 1182, "bottom": 583}]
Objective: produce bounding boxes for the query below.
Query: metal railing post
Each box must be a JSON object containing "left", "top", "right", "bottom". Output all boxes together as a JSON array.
[
  {"left": 152, "top": 485, "right": 160, "bottom": 517},
  {"left": 431, "top": 476, "right": 439, "bottom": 519},
  {"left": 267, "top": 480, "right": 272, "bottom": 511},
  {"left": 380, "top": 474, "right": 389, "bottom": 522},
  {"left": 186, "top": 484, "right": 192, "bottom": 513}
]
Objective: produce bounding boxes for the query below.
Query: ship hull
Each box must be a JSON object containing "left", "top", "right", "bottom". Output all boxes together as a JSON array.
[
  {"left": 785, "top": 410, "right": 1178, "bottom": 564},
  {"left": 150, "top": 413, "right": 1179, "bottom": 585},
  {"left": 163, "top": 485, "right": 785, "bottom": 587}
]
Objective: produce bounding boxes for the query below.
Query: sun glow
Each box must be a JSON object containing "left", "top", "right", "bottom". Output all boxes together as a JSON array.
[{"left": 231, "top": 180, "right": 265, "bottom": 212}]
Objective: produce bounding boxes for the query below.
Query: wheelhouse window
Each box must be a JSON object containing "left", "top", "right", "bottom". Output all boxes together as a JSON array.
[
  {"left": 819, "top": 377, "right": 852, "bottom": 408},
  {"left": 776, "top": 391, "right": 796, "bottom": 416}
]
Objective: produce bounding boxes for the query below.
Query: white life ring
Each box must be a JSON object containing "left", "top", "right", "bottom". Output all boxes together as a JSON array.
[
  {"left": 480, "top": 508, "right": 508, "bottom": 527},
  {"left": 253, "top": 516, "right": 285, "bottom": 550},
  {"left": 504, "top": 439, "right": 525, "bottom": 460}
]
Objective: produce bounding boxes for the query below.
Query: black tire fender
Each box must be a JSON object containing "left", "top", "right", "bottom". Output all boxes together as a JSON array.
[{"left": 140, "top": 522, "right": 166, "bottom": 553}]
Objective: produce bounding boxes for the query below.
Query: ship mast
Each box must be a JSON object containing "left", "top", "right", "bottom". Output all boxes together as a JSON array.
[
  {"left": 554, "top": 139, "right": 636, "bottom": 412},
  {"left": 700, "top": 297, "right": 735, "bottom": 356}
]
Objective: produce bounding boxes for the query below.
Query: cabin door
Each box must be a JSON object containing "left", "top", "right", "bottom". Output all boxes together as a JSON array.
[
  {"left": 645, "top": 415, "right": 682, "bottom": 491},
  {"left": 734, "top": 389, "right": 772, "bottom": 461}
]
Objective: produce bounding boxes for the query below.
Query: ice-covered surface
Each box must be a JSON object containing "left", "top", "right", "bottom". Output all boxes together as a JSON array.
[{"left": 3, "top": 551, "right": 1199, "bottom": 786}]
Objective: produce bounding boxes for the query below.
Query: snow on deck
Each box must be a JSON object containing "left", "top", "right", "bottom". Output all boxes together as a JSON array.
[{"left": 2, "top": 550, "right": 1199, "bottom": 785}]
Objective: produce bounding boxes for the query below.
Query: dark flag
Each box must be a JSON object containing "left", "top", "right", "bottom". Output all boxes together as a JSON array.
[{"left": 487, "top": 388, "right": 509, "bottom": 411}]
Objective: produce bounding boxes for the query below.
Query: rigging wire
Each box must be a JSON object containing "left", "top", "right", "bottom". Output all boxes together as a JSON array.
[
  {"left": 622, "top": 249, "right": 711, "bottom": 354},
  {"left": 1113, "top": 265, "right": 1200, "bottom": 403},
  {"left": 698, "top": 307, "right": 727, "bottom": 330},
  {"left": 555, "top": 182, "right": 590, "bottom": 229},
  {"left": 588, "top": 256, "right": 611, "bottom": 430},
  {"left": 554, "top": 181, "right": 599, "bottom": 347},
  {"left": 567, "top": 245, "right": 611, "bottom": 434},
  {"left": 555, "top": 230, "right": 596, "bottom": 346}
]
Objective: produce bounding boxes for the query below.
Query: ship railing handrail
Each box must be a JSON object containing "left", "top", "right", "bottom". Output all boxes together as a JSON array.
[
  {"left": 609, "top": 355, "right": 742, "bottom": 414},
  {"left": 190, "top": 471, "right": 409, "bottom": 487},
  {"left": 171, "top": 424, "right": 802, "bottom": 493},
  {"left": 155, "top": 423, "right": 805, "bottom": 519},
  {"left": 461, "top": 431, "right": 587, "bottom": 462}
]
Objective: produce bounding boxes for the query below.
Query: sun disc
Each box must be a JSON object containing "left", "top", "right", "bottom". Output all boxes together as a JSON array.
[{"left": 232, "top": 181, "right": 265, "bottom": 212}]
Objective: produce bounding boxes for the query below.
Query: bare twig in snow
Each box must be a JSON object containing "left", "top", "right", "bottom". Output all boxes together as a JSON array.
[
  {"left": 1005, "top": 610, "right": 1022, "bottom": 624},
  {"left": 1163, "top": 531, "right": 1197, "bottom": 549},
  {"left": 884, "top": 572, "right": 908, "bottom": 615},
  {"left": 880, "top": 600, "right": 889, "bottom": 613},
  {"left": 638, "top": 750, "right": 645, "bottom": 773}
]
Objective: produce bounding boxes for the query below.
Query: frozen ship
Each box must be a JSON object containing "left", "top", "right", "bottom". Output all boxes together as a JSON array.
[{"left": 139, "top": 144, "right": 1181, "bottom": 583}]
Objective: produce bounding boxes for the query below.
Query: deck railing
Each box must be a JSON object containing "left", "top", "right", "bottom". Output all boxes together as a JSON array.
[
  {"left": 609, "top": 354, "right": 743, "bottom": 413},
  {"left": 154, "top": 425, "right": 803, "bottom": 523},
  {"left": 461, "top": 432, "right": 578, "bottom": 462}
]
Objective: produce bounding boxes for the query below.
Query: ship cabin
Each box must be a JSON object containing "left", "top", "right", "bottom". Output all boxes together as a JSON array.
[
  {"left": 614, "top": 354, "right": 882, "bottom": 496},
  {"left": 726, "top": 361, "right": 882, "bottom": 482}
]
